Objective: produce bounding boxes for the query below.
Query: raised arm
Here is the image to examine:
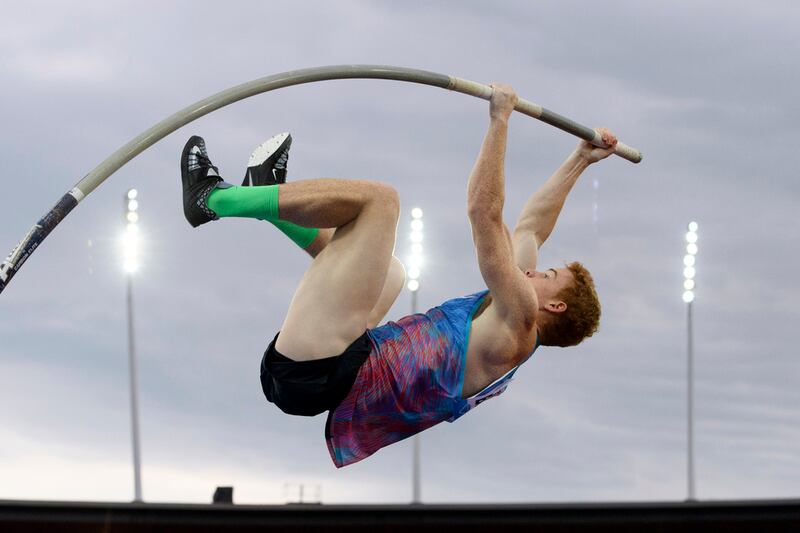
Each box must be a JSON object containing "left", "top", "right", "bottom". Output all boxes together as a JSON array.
[
  {"left": 467, "top": 84, "right": 537, "bottom": 329},
  {"left": 512, "top": 128, "right": 618, "bottom": 272}
]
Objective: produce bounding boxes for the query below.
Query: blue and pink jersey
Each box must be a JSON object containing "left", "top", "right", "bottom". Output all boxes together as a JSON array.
[{"left": 325, "top": 290, "right": 539, "bottom": 468}]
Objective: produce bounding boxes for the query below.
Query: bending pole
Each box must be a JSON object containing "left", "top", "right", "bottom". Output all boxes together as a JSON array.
[{"left": 0, "top": 64, "right": 642, "bottom": 295}]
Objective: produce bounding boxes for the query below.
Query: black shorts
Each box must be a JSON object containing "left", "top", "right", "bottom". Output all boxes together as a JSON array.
[{"left": 259, "top": 331, "right": 372, "bottom": 417}]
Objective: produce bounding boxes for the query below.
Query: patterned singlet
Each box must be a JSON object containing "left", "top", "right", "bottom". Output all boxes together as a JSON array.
[{"left": 325, "top": 290, "right": 540, "bottom": 468}]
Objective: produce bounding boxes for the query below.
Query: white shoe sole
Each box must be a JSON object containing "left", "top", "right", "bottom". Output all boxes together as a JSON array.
[{"left": 248, "top": 132, "right": 290, "bottom": 167}]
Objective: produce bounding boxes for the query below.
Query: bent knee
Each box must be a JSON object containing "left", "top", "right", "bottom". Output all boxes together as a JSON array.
[
  {"left": 364, "top": 181, "right": 400, "bottom": 218},
  {"left": 385, "top": 256, "right": 406, "bottom": 298}
]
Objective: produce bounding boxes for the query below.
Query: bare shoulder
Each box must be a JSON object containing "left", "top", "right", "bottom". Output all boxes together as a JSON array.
[
  {"left": 463, "top": 297, "right": 537, "bottom": 396},
  {"left": 468, "top": 296, "right": 537, "bottom": 368}
]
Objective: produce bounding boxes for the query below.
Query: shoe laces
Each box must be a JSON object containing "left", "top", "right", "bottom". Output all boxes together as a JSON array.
[
  {"left": 275, "top": 149, "right": 289, "bottom": 170},
  {"left": 194, "top": 150, "right": 219, "bottom": 174}
]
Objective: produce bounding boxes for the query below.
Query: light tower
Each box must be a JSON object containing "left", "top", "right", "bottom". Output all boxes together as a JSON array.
[
  {"left": 408, "top": 207, "right": 424, "bottom": 504},
  {"left": 683, "top": 221, "right": 698, "bottom": 501},
  {"left": 123, "top": 188, "right": 143, "bottom": 502}
]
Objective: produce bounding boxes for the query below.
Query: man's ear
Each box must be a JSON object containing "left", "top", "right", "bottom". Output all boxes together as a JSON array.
[{"left": 547, "top": 301, "right": 567, "bottom": 313}]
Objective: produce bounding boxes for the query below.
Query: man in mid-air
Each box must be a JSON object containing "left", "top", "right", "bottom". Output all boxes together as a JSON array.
[{"left": 179, "top": 84, "right": 618, "bottom": 467}]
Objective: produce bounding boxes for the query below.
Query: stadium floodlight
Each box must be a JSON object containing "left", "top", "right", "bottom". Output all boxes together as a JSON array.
[
  {"left": 683, "top": 221, "right": 699, "bottom": 502},
  {"left": 682, "top": 222, "right": 698, "bottom": 303},
  {"left": 408, "top": 207, "right": 424, "bottom": 505},
  {"left": 123, "top": 188, "right": 143, "bottom": 502},
  {"left": 123, "top": 189, "right": 140, "bottom": 274}
]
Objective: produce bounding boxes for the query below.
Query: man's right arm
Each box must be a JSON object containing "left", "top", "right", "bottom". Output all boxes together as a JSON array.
[{"left": 467, "top": 84, "right": 538, "bottom": 336}]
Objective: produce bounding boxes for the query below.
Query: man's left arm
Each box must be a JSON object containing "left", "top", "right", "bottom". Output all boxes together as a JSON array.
[{"left": 512, "top": 129, "right": 618, "bottom": 271}]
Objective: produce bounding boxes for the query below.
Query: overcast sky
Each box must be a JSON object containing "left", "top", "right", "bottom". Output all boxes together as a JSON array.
[{"left": 1, "top": 0, "right": 798, "bottom": 505}]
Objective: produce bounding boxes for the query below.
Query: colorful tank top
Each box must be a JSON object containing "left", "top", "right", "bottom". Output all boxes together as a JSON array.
[{"left": 325, "top": 290, "right": 539, "bottom": 468}]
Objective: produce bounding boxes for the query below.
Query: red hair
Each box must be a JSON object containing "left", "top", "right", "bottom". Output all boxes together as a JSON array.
[{"left": 540, "top": 261, "right": 601, "bottom": 347}]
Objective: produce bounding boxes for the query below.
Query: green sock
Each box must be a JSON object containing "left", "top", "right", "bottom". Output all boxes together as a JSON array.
[
  {"left": 270, "top": 219, "right": 319, "bottom": 249},
  {"left": 207, "top": 184, "right": 279, "bottom": 220},
  {"left": 207, "top": 185, "right": 319, "bottom": 249}
]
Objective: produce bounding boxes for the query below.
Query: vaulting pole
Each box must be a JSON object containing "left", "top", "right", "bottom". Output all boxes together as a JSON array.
[{"left": 0, "top": 65, "right": 642, "bottom": 295}]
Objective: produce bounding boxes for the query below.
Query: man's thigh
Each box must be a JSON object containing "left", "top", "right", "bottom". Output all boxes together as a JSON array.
[{"left": 275, "top": 200, "right": 399, "bottom": 360}]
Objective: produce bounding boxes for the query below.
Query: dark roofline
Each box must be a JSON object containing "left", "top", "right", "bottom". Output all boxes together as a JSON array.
[{"left": 2, "top": 498, "right": 799, "bottom": 532}]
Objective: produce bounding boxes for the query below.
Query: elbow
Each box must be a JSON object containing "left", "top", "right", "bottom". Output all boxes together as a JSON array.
[
  {"left": 468, "top": 200, "right": 503, "bottom": 223},
  {"left": 513, "top": 225, "right": 546, "bottom": 248}
]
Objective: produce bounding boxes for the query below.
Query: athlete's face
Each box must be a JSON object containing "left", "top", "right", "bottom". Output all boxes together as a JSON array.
[{"left": 526, "top": 267, "right": 573, "bottom": 313}]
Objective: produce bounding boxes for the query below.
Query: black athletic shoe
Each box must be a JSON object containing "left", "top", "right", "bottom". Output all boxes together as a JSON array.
[
  {"left": 181, "top": 135, "right": 225, "bottom": 227},
  {"left": 242, "top": 132, "right": 292, "bottom": 186}
]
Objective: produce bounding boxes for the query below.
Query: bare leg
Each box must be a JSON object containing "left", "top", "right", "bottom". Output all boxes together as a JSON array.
[
  {"left": 366, "top": 256, "right": 405, "bottom": 328},
  {"left": 275, "top": 178, "right": 401, "bottom": 361},
  {"left": 304, "top": 231, "right": 405, "bottom": 328}
]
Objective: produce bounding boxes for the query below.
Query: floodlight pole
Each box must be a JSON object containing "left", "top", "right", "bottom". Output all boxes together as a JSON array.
[
  {"left": 682, "top": 221, "right": 698, "bottom": 502},
  {"left": 127, "top": 272, "right": 143, "bottom": 502},
  {"left": 408, "top": 208, "right": 424, "bottom": 504},
  {"left": 124, "top": 189, "right": 143, "bottom": 502},
  {"left": 687, "top": 299, "right": 695, "bottom": 501},
  {"left": 411, "top": 289, "right": 421, "bottom": 505}
]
